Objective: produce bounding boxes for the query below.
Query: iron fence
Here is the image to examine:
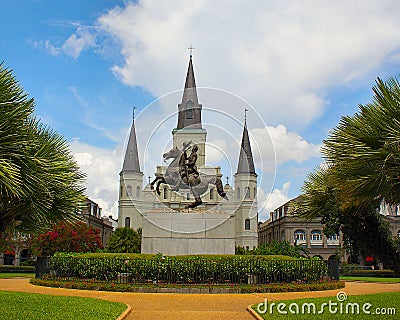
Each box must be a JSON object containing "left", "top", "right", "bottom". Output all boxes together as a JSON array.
[{"left": 40, "top": 256, "right": 329, "bottom": 285}]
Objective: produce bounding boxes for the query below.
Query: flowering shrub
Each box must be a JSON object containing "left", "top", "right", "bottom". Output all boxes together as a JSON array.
[
  {"left": 31, "top": 222, "right": 103, "bottom": 256},
  {"left": 49, "top": 253, "right": 328, "bottom": 284}
]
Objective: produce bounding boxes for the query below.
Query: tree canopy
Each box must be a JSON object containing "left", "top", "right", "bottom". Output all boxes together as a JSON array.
[{"left": 0, "top": 62, "right": 85, "bottom": 234}]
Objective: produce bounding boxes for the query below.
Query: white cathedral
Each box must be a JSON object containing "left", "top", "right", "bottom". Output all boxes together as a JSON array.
[{"left": 118, "top": 55, "right": 259, "bottom": 252}]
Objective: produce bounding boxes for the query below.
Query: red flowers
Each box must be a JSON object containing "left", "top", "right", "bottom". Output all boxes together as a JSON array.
[{"left": 31, "top": 222, "right": 103, "bottom": 256}]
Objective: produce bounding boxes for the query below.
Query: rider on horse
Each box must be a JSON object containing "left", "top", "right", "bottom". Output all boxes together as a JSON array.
[{"left": 180, "top": 144, "right": 200, "bottom": 182}]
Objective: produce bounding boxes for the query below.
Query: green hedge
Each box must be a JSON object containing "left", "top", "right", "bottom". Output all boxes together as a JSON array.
[
  {"left": 0, "top": 265, "right": 35, "bottom": 273},
  {"left": 341, "top": 269, "right": 397, "bottom": 277},
  {"left": 49, "top": 253, "right": 327, "bottom": 284}
]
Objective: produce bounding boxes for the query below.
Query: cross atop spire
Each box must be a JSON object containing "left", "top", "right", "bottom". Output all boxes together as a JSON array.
[
  {"left": 132, "top": 106, "right": 137, "bottom": 120},
  {"left": 244, "top": 107, "right": 248, "bottom": 124},
  {"left": 188, "top": 45, "right": 195, "bottom": 57}
]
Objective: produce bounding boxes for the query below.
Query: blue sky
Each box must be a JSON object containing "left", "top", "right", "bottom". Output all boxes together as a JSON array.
[{"left": 2, "top": 1, "right": 400, "bottom": 221}]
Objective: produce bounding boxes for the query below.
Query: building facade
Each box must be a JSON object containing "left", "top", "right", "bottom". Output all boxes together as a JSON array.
[
  {"left": 79, "top": 198, "right": 114, "bottom": 247},
  {"left": 260, "top": 198, "right": 400, "bottom": 263},
  {"left": 258, "top": 197, "right": 346, "bottom": 261},
  {"left": 118, "top": 55, "right": 258, "bottom": 250},
  {"left": 379, "top": 201, "right": 400, "bottom": 240}
]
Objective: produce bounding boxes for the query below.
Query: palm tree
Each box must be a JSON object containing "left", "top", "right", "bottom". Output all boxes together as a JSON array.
[
  {"left": 323, "top": 76, "right": 400, "bottom": 207},
  {"left": 296, "top": 76, "right": 400, "bottom": 270},
  {"left": 0, "top": 62, "right": 85, "bottom": 234},
  {"left": 108, "top": 228, "right": 141, "bottom": 253}
]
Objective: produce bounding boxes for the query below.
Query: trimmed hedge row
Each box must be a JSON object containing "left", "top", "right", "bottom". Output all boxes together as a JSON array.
[
  {"left": 0, "top": 265, "right": 35, "bottom": 273},
  {"left": 49, "top": 253, "right": 327, "bottom": 284}
]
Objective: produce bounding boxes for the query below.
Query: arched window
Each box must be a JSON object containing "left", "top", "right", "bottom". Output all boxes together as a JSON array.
[
  {"left": 253, "top": 187, "right": 257, "bottom": 198},
  {"left": 210, "top": 187, "right": 214, "bottom": 200},
  {"left": 328, "top": 234, "right": 339, "bottom": 241},
  {"left": 245, "top": 187, "right": 250, "bottom": 198},
  {"left": 163, "top": 187, "right": 168, "bottom": 200},
  {"left": 311, "top": 230, "right": 322, "bottom": 241},
  {"left": 294, "top": 229, "right": 306, "bottom": 242},
  {"left": 237, "top": 187, "right": 241, "bottom": 199},
  {"left": 136, "top": 186, "right": 141, "bottom": 198},
  {"left": 124, "top": 217, "right": 130, "bottom": 228},
  {"left": 127, "top": 186, "right": 132, "bottom": 197},
  {"left": 245, "top": 218, "right": 250, "bottom": 230},
  {"left": 186, "top": 101, "right": 194, "bottom": 119},
  {"left": 120, "top": 186, "right": 123, "bottom": 198}
]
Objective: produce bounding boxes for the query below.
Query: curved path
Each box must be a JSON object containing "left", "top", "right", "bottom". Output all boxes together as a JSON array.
[{"left": 1, "top": 279, "right": 400, "bottom": 320}]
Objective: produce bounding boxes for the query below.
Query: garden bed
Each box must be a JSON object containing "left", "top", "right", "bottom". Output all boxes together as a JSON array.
[{"left": 31, "top": 277, "right": 344, "bottom": 294}]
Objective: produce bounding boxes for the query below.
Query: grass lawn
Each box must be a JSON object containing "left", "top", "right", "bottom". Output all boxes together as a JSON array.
[
  {"left": 340, "top": 276, "right": 400, "bottom": 283},
  {"left": 0, "top": 291, "right": 127, "bottom": 320},
  {"left": 252, "top": 292, "right": 400, "bottom": 319},
  {"left": 0, "top": 273, "right": 35, "bottom": 278}
]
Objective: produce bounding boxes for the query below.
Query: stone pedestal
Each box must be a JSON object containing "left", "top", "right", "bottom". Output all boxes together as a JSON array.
[{"left": 141, "top": 209, "right": 235, "bottom": 255}]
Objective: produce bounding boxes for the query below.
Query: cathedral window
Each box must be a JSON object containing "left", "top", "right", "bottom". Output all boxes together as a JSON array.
[
  {"left": 245, "top": 218, "right": 250, "bottom": 230},
  {"left": 210, "top": 188, "right": 214, "bottom": 200},
  {"left": 245, "top": 187, "right": 250, "bottom": 198},
  {"left": 136, "top": 186, "right": 141, "bottom": 197},
  {"left": 237, "top": 188, "right": 240, "bottom": 199},
  {"left": 125, "top": 217, "right": 130, "bottom": 228},
  {"left": 254, "top": 187, "right": 257, "bottom": 198},
  {"left": 127, "top": 186, "right": 132, "bottom": 197},
  {"left": 163, "top": 187, "right": 168, "bottom": 199}
]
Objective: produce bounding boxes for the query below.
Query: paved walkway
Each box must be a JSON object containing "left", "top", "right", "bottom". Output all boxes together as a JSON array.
[{"left": 1, "top": 279, "right": 400, "bottom": 320}]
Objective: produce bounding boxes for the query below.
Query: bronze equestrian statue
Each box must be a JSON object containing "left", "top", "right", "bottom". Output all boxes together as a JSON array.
[{"left": 150, "top": 143, "right": 227, "bottom": 209}]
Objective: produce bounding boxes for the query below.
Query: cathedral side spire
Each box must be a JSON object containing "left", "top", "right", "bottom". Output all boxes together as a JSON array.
[
  {"left": 176, "top": 54, "right": 202, "bottom": 129},
  {"left": 122, "top": 106, "right": 141, "bottom": 173},
  {"left": 236, "top": 112, "right": 256, "bottom": 174}
]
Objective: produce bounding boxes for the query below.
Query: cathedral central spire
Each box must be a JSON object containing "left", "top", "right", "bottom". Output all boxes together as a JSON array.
[
  {"left": 176, "top": 55, "right": 202, "bottom": 129},
  {"left": 236, "top": 112, "right": 256, "bottom": 175},
  {"left": 122, "top": 106, "right": 141, "bottom": 173}
]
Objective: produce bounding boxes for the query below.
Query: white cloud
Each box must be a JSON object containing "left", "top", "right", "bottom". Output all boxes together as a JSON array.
[
  {"left": 39, "top": 26, "right": 96, "bottom": 59},
  {"left": 69, "top": 140, "right": 122, "bottom": 218},
  {"left": 97, "top": 0, "right": 400, "bottom": 129},
  {"left": 258, "top": 182, "right": 291, "bottom": 222},
  {"left": 246, "top": 124, "right": 320, "bottom": 176},
  {"left": 61, "top": 27, "right": 96, "bottom": 59}
]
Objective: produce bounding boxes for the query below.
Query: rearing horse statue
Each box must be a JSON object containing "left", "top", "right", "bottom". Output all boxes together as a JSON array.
[{"left": 150, "top": 144, "right": 228, "bottom": 209}]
